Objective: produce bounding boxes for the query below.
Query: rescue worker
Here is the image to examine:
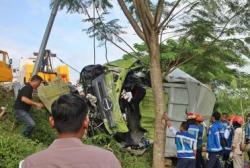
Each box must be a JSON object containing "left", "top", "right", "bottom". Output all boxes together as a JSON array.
[
  {"left": 167, "top": 120, "right": 197, "bottom": 168},
  {"left": 221, "top": 113, "right": 233, "bottom": 168},
  {"left": 245, "top": 113, "right": 250, "bottom": 161},
  {"left": 186, "top": 112, "right": 202, "bottom": 168},
  {"left": 232, "top": 116, "right": 244, "bottom": 168},
  {"left": 14, "top": 75, "right": 44, "bottom": 138},
  {"left": 186, "top": 112, "right": 200, "bottom": 141},
  {"left": 205, "top": 111, "right": 224, "bottom": 168},
  {"left": 195, "top": 114, "right": 205, "bottom": 168}
]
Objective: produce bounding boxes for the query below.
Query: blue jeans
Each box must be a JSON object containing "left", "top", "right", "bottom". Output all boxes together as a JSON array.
[{"left": 15, "top": 109, "right": 35, "bottom": 138}]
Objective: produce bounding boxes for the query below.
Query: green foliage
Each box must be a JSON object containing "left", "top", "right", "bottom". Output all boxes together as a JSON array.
[
  {"left": 31, "top": 109, "right": 57, "bottom": 146},
  {"left": 130, "top": 35, "right": 249, "bottom": 89},
  {"left": 84, "top": 134, "right": 153, "bottom": 168},
  {"left": 0, "top": 128, "right": 44, "bottom": 168},
  {"left": 215, "top": 73, "right": 250, "bottom": 115}
]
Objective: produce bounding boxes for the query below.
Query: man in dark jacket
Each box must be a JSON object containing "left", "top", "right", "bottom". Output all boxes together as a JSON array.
[{"left": 14, "top": 75, "right": 44, "bottom": 138}]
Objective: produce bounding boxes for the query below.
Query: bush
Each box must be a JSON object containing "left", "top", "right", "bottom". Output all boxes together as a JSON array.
[
  {"left": 31, "top": 109, "right": 56, "bottom": 146},
  {"left": 0, "top": 129, "right": 44, "bottom": 168},
  {"left": 84, "top": 134, "right": 153, "bottom": 168}
]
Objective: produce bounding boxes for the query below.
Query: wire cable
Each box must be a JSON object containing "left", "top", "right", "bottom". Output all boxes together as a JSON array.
[{"left": 55, "top": 56, "right": 80, "bottom": 74}]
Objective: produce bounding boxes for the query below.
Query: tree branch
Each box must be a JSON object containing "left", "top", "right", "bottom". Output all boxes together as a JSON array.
[
  {"left": 159, "top": 0, "right": 182, "bottom": 29},
  {"left": 144, "top": 0, "right": 155, "bottom": 26},
  {"left": 167, "top": 54, "right": 196, "bottom": 74},
  {"left": 154, "top": 0, "right": 164, "bottom": 26},
  {"left": 133, "top": 0, "right": 152, "bottom": 44},
  {"left": 211, "top": 10, "right": 242, "bottom": 44},
  {"left": 79, "top": 2, "right": 144, "bottom": 62},
  {"left": 117, "top": 0, "right": 145, "bottom": 41},
  {"left": 160, "top": 1, "right": 199, "bottom": 43},
  {"left": 95, "top": 7, "right": 140, "bottom": 56}
]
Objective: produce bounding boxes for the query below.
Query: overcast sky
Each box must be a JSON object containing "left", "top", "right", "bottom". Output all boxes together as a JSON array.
[{"left": 0, "top": 0, "right": 249, "bottom": 83}]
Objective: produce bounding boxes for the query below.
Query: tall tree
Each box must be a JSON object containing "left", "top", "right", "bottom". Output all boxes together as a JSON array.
[{"left": 55, "top": 0, "right": 250, "bottom": 167}]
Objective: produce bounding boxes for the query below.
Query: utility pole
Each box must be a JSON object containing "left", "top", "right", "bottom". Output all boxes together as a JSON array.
[{"left": 32, "top": 0, "right": 60, "bottom": 76}]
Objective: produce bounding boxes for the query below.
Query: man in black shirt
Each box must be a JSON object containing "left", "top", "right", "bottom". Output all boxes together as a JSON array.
[{"left": 14, "top": 75, "right": 44, "bottom": 138}]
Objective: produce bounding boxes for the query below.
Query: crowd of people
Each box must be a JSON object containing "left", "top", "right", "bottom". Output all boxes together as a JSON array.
[{"left": 163, "top": 111, "right": 250, "bottom": 168}]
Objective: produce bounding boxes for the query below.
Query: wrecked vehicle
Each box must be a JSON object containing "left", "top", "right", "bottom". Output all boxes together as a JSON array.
[
  {"left": 38, "top": 58, "right": 216, "bottom": 157},
  {"left": 79, "top": 58, "right": 216, "bottom": 154}
]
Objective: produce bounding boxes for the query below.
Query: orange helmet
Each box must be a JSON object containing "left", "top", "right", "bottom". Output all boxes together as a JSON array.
[
  {"left": 196, "top": 114, "right": 204, "bottom": 122},
  {"left": 228, "top": 115, "right": 236, "bottom": 122},
  {"left": 232, "top": 116, "right": 244, "bottom": 125}
]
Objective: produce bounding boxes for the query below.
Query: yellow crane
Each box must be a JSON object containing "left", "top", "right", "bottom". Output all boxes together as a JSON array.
[
  {"left": 19, "top": 50, "right": 70, "bottom": 85},
  {"left": 0, "top": 50, "right": 13, "bottom": 82}
]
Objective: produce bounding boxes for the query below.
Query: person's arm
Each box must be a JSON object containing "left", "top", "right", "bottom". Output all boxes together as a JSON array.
[
  {"left": 202, "top": 122, "right": 209, "bottom": 134},
  {"left": 21, "top": 96, "right": 43, "bottom": 109},
  {"left": 193, "top": 139, "right": 197, "bottom": 156},
  {"left": 168, "top": 125, "right": 178, "bottom": 135},
  {"left": 224, "top": 128, "right": 230, "bottom": 139},
  {"left": 167, "top": 121, "right": 178, "bottom": 135},
  {"left": 162, "top": 112, "right": 178, "bottom": 135}
]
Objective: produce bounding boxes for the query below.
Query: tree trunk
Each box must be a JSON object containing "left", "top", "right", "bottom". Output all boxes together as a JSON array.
[{"left": 149, "top": 32, "right": 166, "bottom": 168}]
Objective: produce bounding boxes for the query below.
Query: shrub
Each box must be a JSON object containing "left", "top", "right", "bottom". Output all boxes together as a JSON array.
[
  {"left": 84, "top": 134, "right": 153, "bottom": 168},
  {"left": 0, "top": 129, "right": 44, "bottom": 168},
  {"left": 31, "top": 109, "right": 57, "bottom": 146}
]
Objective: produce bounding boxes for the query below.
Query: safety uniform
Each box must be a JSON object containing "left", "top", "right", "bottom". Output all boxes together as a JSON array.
[
  {"left": 245, "top": 122, "right": 250, "bottom": 160},
  {"left": 188, "top": 124, "right": 200, "bottom": 140},
  {"left": 196, "top": 124, "right": 205, "bottom": 168},
  {"left": 169, "top": 127, "right": 197, "bottom": 168},
  {"left": 206, "top": 121, "right": 224, "bottom": 168},
  {"left": 221, "top": 121, "right": 233, "bottom": 168}
]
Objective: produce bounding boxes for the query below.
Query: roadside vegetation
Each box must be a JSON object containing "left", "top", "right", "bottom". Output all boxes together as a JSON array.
[{"left": 0, "top": 87, "right": 152, "bottom": 168}]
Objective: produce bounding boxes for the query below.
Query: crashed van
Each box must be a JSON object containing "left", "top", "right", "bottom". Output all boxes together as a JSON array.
[{"left": 38, "top": 58, "right": 216, "bottom": 157}]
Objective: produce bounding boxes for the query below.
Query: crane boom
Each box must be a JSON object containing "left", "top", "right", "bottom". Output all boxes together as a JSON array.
[{"left": 32, "top": 0, "right": 60, "bottom": 76}]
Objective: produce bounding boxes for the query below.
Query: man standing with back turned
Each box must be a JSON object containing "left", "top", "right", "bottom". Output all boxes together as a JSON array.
[
  {"left": 20, "top": 94, "right": 121, "bottom": 168},
  {"left": 14, "top": 75, "right": 44, "bottom": 138}
]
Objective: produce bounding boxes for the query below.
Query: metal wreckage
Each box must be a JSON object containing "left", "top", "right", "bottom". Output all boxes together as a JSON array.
[{"left": 38, "top": 58, "right": 216, "bottom": 156}]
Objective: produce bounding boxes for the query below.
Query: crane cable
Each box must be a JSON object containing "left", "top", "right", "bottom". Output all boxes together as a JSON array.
[{"left": 55, "top": 56, "right": 80, "bottom": 74}]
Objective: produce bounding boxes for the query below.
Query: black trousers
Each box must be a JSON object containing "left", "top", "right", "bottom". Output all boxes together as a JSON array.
[
  {"left": 205, "top": 152, "right": 222, "bottom": 168},
  {"left": 196, "top": 149, "right": 205, "bottom": 168},
  {"left": 177, "top": 158, "right": 196, "bottom": 168}
]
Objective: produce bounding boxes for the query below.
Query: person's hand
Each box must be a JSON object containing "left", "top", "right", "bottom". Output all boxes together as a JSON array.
[
  {"left": 205, "top": 152, "right": 209, "bottom": 160},
  {"left": 166, "top": 121, "right": 173, "bottom": 128},
  {"left": 229, "top": 152, "right": 233, "bottom": 159},
  {"left": 162, "top": 112, "right": 169, "bottom": 121},
  {"left": 161, "top": 112, "right": 169, "bottom": 126},
  {"left": 35, "top": 103, "right": 44, "bottom": 110}
]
